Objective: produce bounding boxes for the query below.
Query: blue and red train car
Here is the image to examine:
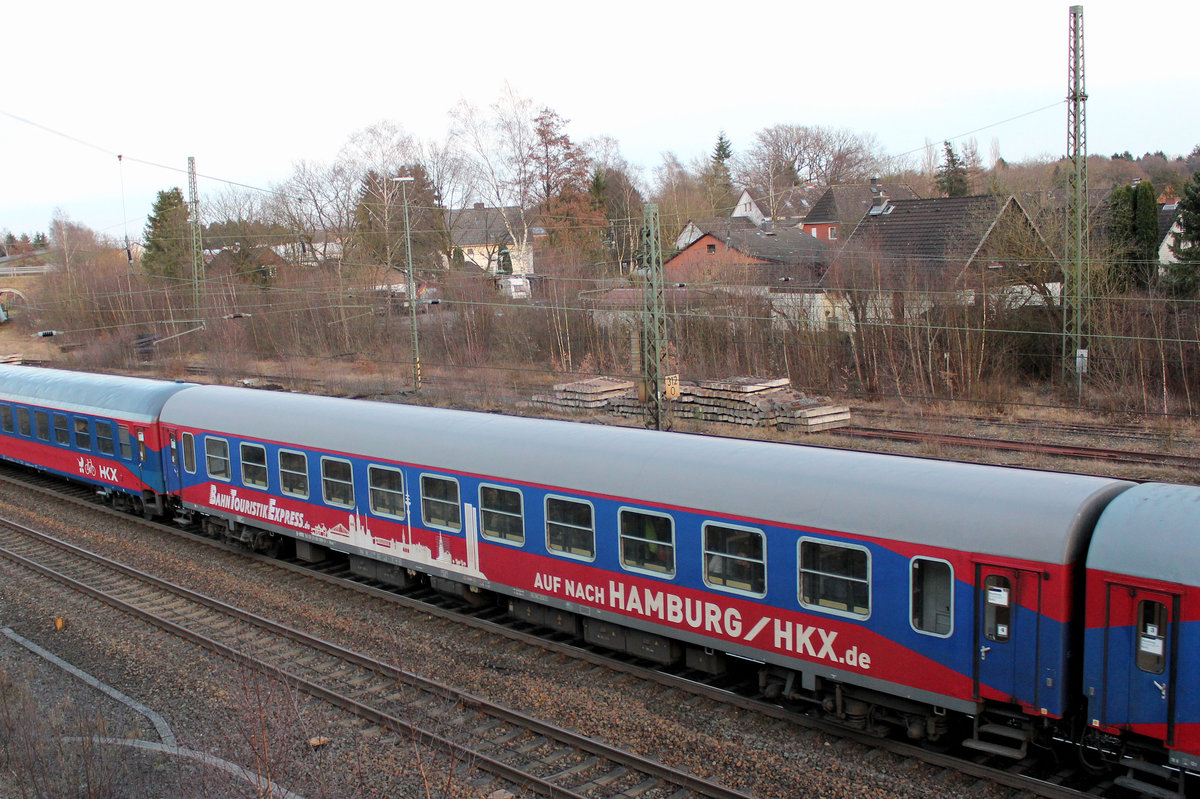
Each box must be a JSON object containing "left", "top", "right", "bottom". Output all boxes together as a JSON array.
[{"left": 0, "top": 365, "right": 1195, "bottom": 794}]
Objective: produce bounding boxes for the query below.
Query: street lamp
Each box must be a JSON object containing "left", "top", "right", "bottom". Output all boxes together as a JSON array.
[{"left": 391, "top": 176, "right": 421, "bottom": 393}]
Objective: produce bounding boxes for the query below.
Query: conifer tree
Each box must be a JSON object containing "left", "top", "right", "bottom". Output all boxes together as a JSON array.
[
  {"left": 142, "top": 188, "right": 190, "bottom": 277},
  {"left": 935, "top": 141, "right": 970, "bottom": 197},
  {"left": 1167, "top": 171, "right": 1200, "bottom": 295}
]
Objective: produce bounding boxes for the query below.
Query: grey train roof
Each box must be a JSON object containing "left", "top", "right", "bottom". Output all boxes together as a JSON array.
[
  {"left": 0, "top": 365, "right": 195, "bottom": 423},
  {"left": 1088, "top": 482, "right": 1200, "bottom": 587},
  {"left": 162, "top": 385, "right": 1134, "bottom": 564}
]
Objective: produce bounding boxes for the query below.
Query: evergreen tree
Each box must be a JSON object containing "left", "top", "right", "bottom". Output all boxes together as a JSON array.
[
  {"left": 1167, "top": 171, "right": 1200, "bottom": 295},
  {"left": 1108, "top": 180, "right": 1159, "bottom": 290},
  {"left": 935, "top": 141, "right": 970, "bottom": 197},
  {"left": 31, "top": 232, "right": 48, "bottom": 249},
  {"left": 142, "top": 188, "right": 190, "bottom": 277},
  {"left": 712, "top": 131, "right": 733, "bottom": 165},
  {"left": 702, "top": 132, "right": 737, "bottom": 214}
]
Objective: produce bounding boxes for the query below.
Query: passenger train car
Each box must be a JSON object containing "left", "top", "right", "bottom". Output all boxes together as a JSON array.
[{"left": 0, "top": 365, "right": 1195, "bottom": 795}]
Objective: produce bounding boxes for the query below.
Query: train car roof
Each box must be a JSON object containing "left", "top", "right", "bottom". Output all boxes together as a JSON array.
[
  {"left": 1087, "top": 482, "right": 1200, "bottom": 587},
  {"left": 0, "top": 365, "right": 195, "bottom": 422},
  {"left": 162, "top": 384, "right": 1134, "bottom": 564}
]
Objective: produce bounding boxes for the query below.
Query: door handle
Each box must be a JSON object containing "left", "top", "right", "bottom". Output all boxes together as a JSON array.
[
  {"left": 980, "top": 646, "right": 991, "bottom": 660},
  {"left": 1154, "top": 681, "right": 1167, "bottom": 700}
]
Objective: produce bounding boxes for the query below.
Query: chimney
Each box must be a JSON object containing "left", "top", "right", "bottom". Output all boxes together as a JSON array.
[{"left": 473, "top": 202, "right": 485, "bottom": 210}]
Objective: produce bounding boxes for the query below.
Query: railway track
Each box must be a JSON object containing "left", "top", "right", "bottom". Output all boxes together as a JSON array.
[
  {"left": 837, "top": 426, "right": 1200, "bottom": 470},
  {"left": 0, "top": 514, "right": 756, "bottom": 799},
  {"left": 0, "top": 463, "right": 1149, "bottom": 799}
]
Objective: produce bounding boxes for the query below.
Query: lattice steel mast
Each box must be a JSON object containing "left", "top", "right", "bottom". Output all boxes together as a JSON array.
[
  {"left": 1062, "top": 5, "right": 1089, "bottom": 397},
  {"left": 639, "top": 204, "right": 669, "bottom": 430},
  {"left": 188, "top": 156, "right": 204, "bottom": 319}
]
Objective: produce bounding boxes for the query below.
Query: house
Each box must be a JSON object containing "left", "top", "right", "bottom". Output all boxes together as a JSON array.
[
  {"left": 801, "top": 179, "right": 920, "bottom": 244},
  {"left": 664, "top": 223, "right": 838, "bottom": 330},
  {"left": 444, "top": 203, "right": 537, "bottom": 275},
  {"left": 832, "top": 194, "right": 1060, "bottom": 329},
  {"left": 1157, "top": 200, "right": 1185, "bottom": 268}
]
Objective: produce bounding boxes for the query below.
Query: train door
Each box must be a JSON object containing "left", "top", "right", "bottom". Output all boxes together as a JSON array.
[
  {"left": 162, "top": 426, "right": 183, "bottom": 498},
  {"left": 974, "top": 564, "right": 1042, "bottom": 707},
  {"left": 1099, "top": 584, "right": 1179, "bottom": 742}
]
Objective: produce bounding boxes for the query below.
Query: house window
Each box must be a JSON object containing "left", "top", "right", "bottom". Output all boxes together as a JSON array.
[
  {"left": 546, "top": 496, "right": 595, "bottom": 559},
  {"left": 706, "top": 243, "right": 717, "bottom": 254},
  {"left": 368, "top": 465, "right": 405, "bottom": 519},
  {"left": 480, "top": 485, "right": 524, "bottom": 543},
  {"left": 799, "top": 539, "right": 870, "bottom": 618},
  {"left": 421, "top": 475, "right": 461, "bottom": 531},
  {"left": 620, "top": 509, "right": 675, "bottom": 576},
  {"left": 240, "top": 443, "right": 268, "bottom": 488},
  {"left": 703, "top": 523, "right": 765, "bottom": 594},
  {"left": 321, "top": 457, "right": 355, "bottom": 508},
  {"left": 829, "top": 226, "right": 838, "bottom": 241}
]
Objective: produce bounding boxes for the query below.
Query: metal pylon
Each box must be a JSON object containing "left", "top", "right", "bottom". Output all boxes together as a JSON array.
[
  {"left": 640, "top": 204, "right": 669, "bottom": 430},
  {"left": 1062, "top": 5, "right": 1089, "bottom": 398}
]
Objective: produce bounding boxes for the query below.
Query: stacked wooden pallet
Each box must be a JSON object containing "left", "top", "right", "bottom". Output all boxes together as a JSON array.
[{"left": 531, "top": 377, "right": 636, "bottom": 410}]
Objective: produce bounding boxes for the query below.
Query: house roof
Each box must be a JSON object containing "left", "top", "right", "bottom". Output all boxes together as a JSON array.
[
  {"left": 447, "top": 204, "right": 521, "bottom": 248},
  {"left": 804, "top": 183, "right": 920, "bottom": 225},
  {"left": 1158, "top": 202, "right": 1182, "bottom": 247},
  {"left": 667, "top": 225, "right": 829, "bottom": 288},
  {"left": 843, "top": 195, "right": 1016, "bottom": 267}
]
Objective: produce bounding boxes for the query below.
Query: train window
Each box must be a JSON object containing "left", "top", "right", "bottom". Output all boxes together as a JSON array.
[
  {"left": 240, "top": 443, "right": 268, "bottom": 488},
  {"left": 118, "top": 427, "right": 133, "bottom": 461},
  {"left": 321, "top": 458, "right": 355, "bottom": 508},
  {"left": 181, "top": 433, "right": 195, "bottom": 473},
  {"left": 96, "top": 422, "right": 115, "bottom": 456},
  {"left": 16, "top": 408, "right": 31, "bottom": 437},
  {"left": 368, "top": 465, "right": 405, "bottom": 519},
  {"left": 279, "top": 450, "right": 308, "bottom": 498},
  {"left": 799, "top": 539, "right": 870, "bottom": 619},
  {"left": 1136, "top": 600, "right": 1167, "bottom": 674},
  {"left": 703, "top": 523, "right": 765, "bottom": 595},
  {"left": 34, "top": 411, "right": 50, "bottom": 441},
  {"left": 54, "top": 414, "right": 70, "bottom": 445},
  {"left": 910, "top": 558, "right": 953, "bottom": 636},
  {"left": 983, "top": 575, "right": 1011, "bottom": 642},
  {"left": 73, "top": 418, "right": 92, "bottom": 451},
  {"left": 205, "top": 437, "right": 231, "bottom": 480},
  {"left": 0, "top": 405, "right": 11, "bottom": 433},
  {"left": 619, "top": 509, "right": 675, "bottom": 576},
  {"left": 480, "top": 485, "right": 524, "bottom": 544},
  {"left": 546, "top": 496, "right": 595, "bottom": 559},
  {"left": 421, "top": 475, "right": 461, "bottom": 532}
]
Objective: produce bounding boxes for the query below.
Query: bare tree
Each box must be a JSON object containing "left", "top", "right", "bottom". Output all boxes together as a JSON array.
[{"left": 449, "top": 85, "right": 540, "bottom": 271}]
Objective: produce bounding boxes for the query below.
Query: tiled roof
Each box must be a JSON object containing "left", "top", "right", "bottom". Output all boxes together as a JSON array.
[
  {"left": 447, "top": 205, "right": 521, "bottom": 248},
  {"left": 843, "top": 195, "right": 1011, "bottom": 266},
  {"left": 722, "top": 225, "right": 828, "bottom": 265},
  {"left": 804, "top": 183, "right": 920, "bottom": 225},
  {"left": 1158, "top": 203, "right": 1182, "bottom": 247}
]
